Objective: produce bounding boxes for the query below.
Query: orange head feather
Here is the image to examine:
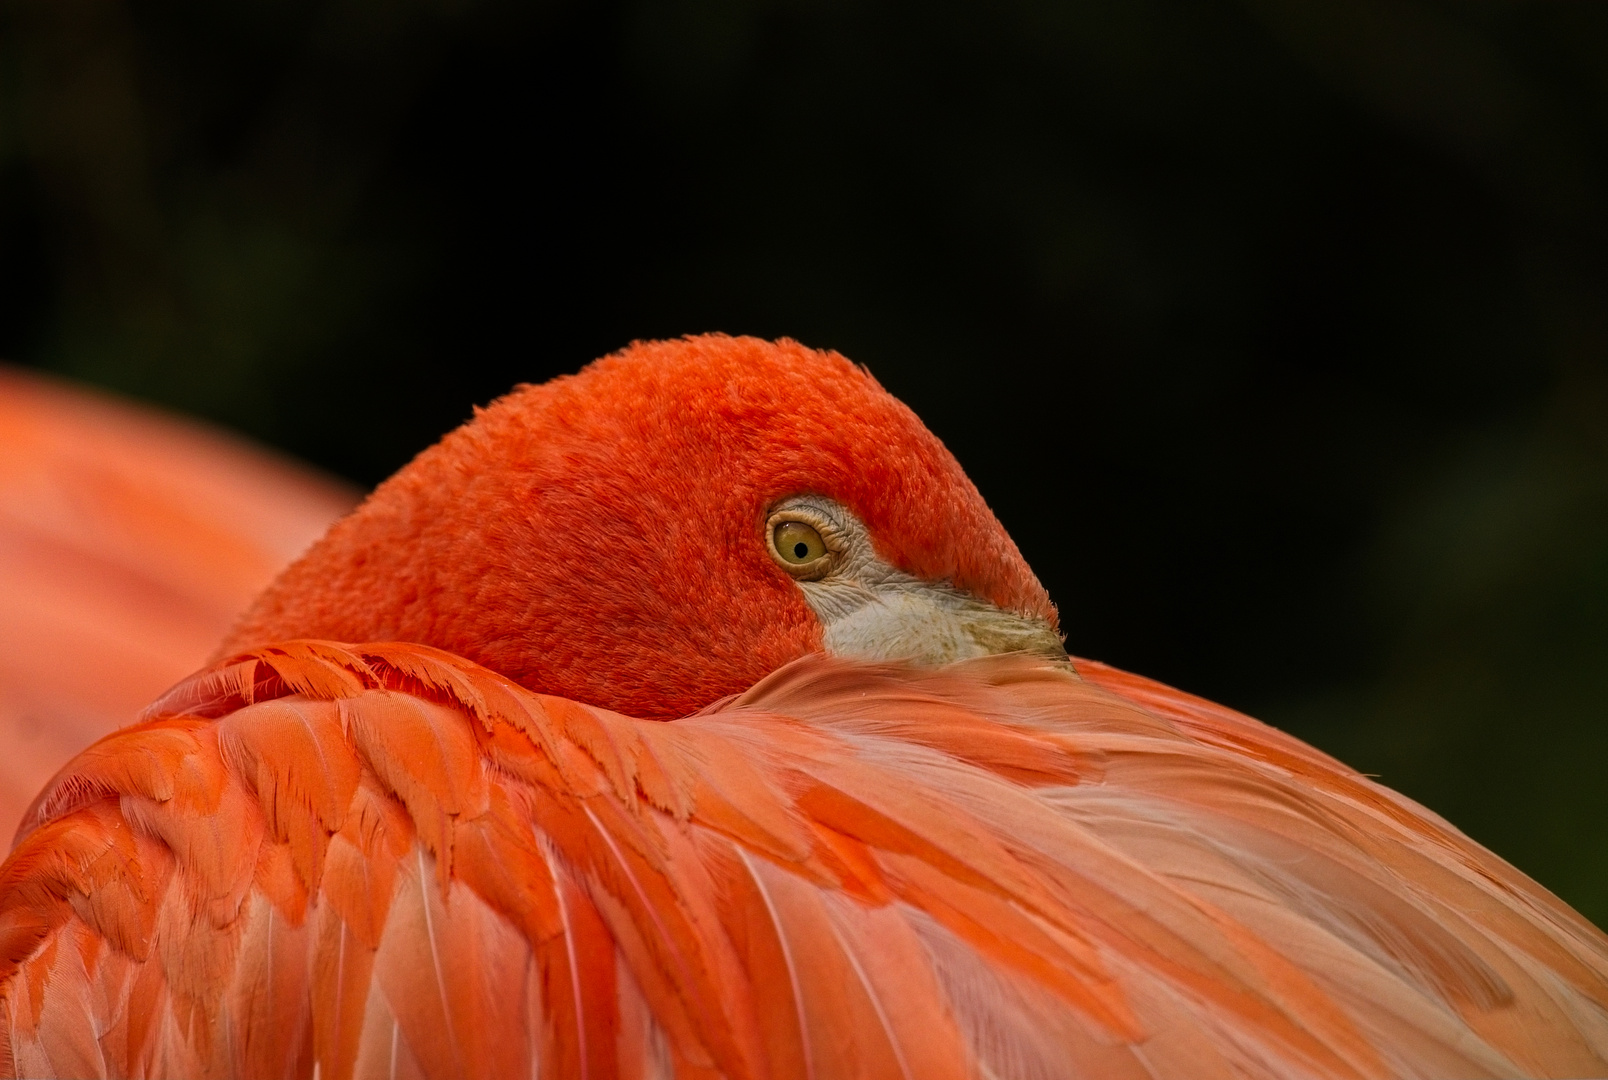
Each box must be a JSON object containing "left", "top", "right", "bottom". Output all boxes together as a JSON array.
[{"left": 223, "top": 335, "right": 1055, "bottom": 718}]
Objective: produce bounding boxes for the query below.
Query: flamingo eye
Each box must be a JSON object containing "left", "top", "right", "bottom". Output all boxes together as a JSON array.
[
  {"left": 766, "top": 502, "right": 842, "bottom": 581},
  {"left": 773, "top": 520, "right": 827, "bottom": 565}
]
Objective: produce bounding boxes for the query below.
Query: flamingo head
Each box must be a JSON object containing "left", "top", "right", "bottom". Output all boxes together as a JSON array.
[{"left": 224, "top": 335, "right": 1062, "bottom": 718}]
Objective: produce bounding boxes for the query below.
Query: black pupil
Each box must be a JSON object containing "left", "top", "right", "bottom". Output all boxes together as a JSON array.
[{"left": 793, "top": 541, "right": 810, "bottom": 559}]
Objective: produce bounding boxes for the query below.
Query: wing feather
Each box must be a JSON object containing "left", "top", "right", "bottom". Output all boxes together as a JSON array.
[
  {"left": 727, "top": 847, "right": 814, "bottom": 1080},
  {"left": 366, "top": 846, "right": 532, "bottom": 1079},
  {"left": 540, "top": 852, "right": 620, "bottom": 1080},
  {"left": 225, "top": 892, "right": 313, "bottom": 1080},
  {"left": 1, "top": 644, "right": 1606, "bottom": 1079}
]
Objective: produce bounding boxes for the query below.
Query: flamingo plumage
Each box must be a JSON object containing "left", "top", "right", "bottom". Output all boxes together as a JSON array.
[{"left": 0, "top": 336, "right": 1604, "bottom": 1079}]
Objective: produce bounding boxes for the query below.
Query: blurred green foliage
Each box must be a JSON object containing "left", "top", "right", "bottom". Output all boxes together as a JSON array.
[{"left": 2, "top": 0, "right": 1606, "bottom": 925}]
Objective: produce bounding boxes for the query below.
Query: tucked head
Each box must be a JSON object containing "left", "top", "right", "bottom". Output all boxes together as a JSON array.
[{"left": 223, "top": 335, "right": 1061, "bottom": 719}]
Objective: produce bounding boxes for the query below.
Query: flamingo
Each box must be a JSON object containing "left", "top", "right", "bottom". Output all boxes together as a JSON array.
[
  {"left": 0, "top": 335, "right": 1604, "bottom": 1079},
  {"left": 0, "top": 367, "right": 354, "bottom": 843}
]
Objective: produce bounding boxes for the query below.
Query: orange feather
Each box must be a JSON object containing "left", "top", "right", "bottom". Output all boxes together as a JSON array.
[{"left": 0, "top": 643, "right": 1602, "bottom": 1077}]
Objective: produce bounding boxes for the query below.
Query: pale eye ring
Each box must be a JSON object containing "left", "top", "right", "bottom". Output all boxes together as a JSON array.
[{"left": 766, "top": 510, "right": 835, "bottom": 578}]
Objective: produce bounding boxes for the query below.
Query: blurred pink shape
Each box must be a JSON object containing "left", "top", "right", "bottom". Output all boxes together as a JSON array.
[{"left": 0, "top": 367, "right": 357, "bottom": 844}]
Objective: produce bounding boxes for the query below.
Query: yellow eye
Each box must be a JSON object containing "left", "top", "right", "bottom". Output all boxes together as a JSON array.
[{"left": 773, "top": 520, "right": 827, "bottom": 566}]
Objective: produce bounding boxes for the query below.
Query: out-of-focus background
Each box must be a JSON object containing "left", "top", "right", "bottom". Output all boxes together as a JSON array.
[{"left": 2, "top": 0, "right": 1605, "bottom": 924}]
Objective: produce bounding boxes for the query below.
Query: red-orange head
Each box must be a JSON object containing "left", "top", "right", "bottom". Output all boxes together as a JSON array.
[{"left": 224, "top": 335, "right": 1059, "bottom": 718}]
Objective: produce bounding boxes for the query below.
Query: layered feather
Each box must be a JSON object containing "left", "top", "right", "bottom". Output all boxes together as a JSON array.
[{"left": 1, "top": 643, "right": 1605, "bottom": 1079}]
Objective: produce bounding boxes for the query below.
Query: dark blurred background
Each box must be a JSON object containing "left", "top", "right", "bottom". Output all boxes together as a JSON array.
[{"left": 2, "top": 0, "right": 1605, "bottom": 925}]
